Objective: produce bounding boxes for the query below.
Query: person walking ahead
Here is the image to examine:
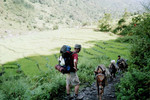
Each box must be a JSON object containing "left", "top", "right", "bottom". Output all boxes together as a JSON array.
[{"left": 66, "top": 44, "right": 81, "bottom": 99}]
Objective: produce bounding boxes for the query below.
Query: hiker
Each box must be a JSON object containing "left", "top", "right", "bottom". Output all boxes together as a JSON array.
[
  {"left": 117, "top": 55, "right": 128, "bottom": 72},
  {"left": 116, "top": 55, "right": 120, "bottom": 66},
  {"left": 109, "top": 60, "right": 118, "bottom": 78},
  {"left": 66, "top": 44, "right": 82, "bottom": 99}
]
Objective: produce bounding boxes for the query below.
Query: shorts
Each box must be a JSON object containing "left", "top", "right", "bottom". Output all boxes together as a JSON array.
[{"left": 66, "top": 72, "right": 80, "bottom": 86}]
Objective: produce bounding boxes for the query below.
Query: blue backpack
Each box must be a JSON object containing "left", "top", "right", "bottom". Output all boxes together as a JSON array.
[{"left": 59, "top": 45, "right": 72, "bottom": 73}]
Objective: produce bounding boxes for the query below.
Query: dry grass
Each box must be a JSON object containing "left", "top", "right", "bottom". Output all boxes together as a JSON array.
[{"left": 0, "top": 28, "right": 118, "bottom": 64}]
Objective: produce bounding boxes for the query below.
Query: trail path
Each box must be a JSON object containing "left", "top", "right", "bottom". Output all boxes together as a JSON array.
[
  {"left": 64, "top": 74, "right": 121, "bottom": 100},
  {"left": 0, "top": 28, "right": 118, "bottom": 64}
]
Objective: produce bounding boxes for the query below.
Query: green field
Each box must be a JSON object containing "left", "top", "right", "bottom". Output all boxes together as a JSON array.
[{"left": 1, "top": 40, "right": 129, "bottom": 76}]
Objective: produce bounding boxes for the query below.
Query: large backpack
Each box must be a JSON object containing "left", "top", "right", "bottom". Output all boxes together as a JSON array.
[{"left": 55, "top": 45, "right": 73, "bottom": 74}]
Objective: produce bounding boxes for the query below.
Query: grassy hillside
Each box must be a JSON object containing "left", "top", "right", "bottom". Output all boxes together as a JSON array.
[{"left": 0, "top": 0, "right": 144, "bottom": 34}]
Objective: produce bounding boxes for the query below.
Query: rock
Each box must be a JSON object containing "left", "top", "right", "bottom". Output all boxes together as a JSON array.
[
  {"left": 86, "top": 87, "right": 90, "bottom": 91},
  {"left": 110, "top": 95, "right": 115, "bottom": 98}
]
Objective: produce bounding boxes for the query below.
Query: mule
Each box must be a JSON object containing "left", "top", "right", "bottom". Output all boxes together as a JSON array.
[
  {"left": 94, "top": 65, "right": 110, "bottom": 100},
  {"left": 117, "top": 59, "right": 128, "bottom": 72},
  {"left": 109, "top": 60, "right": 118, "bottom": 79}
]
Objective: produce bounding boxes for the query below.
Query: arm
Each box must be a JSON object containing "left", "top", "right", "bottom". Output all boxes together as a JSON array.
[
  {"left": 73, "top": 59, "right": 78, "bottom": 71},
  {"left": 73, "top": 53, "right": 78, "bottom": 72}
]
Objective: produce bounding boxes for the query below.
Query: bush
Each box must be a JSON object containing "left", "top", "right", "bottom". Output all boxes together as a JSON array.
[
  {"left": 118, "top": 18, "right": 126, "bottom": 25},
  {"left": 0, "top": 69, "right": 66, "bottom": 100},
  {"left": 129, "top": 14, "right": 150, "bottom": 68},
  {"left": 98, "top": 13, "right": 112, "bottom": 32},
  {"left": 98, "top": 23, "right": 111, "bottom": 32},
  {"left": 12, "top": 0, "right": 34, "bottom": 9},
  {"left": 53, "top": 25, "right": 59, "bottom": 30},
  {"left": 116, "top": 68, "right": 150, "bottom": 100},
  {"left": 115, "top": 35, "right": 136, "bottom": 43},
  {"left": 130, "top": 36, "right": 150, "bottom": 68},
  {"left": 0, "top": 77, "right": 30, "bottom": 100},
  {"left": 116, "top": 13, "right": 150, "bottom": 100}
]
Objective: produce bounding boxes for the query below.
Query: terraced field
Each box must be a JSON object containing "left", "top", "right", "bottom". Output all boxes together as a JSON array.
[{"left": 1, "top": 40, "right": 130, "bottom": 77}]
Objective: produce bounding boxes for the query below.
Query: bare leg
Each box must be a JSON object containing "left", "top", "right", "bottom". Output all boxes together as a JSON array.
[
  {"left": 75, "top": 84, "right": 79, "bottom": 94},
  {"left": 66, "top": 85, "right": 70, "bottom": 94},
  {"left": 99, "top": 94, "right": 102, "bottom": 100}
]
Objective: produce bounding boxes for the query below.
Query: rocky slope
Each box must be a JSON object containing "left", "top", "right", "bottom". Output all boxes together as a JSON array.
[{"left": 0, "top": 0, "right": 144, "bottom": 32}]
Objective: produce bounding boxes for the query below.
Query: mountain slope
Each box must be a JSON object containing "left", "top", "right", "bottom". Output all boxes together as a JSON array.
[{"left": 0, "top": 0, "right": 144, "bottom": 33}]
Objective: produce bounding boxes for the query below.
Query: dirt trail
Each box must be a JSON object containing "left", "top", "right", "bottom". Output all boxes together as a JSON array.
[
  {"left": 63, "top": 74, "right": 121, "bottom": 100},
  {"left": 0, "top": 28, "right": 118, "bottom": 64},
  {"left": 80, "top": 75, "right": 120, "bottom": 100}
]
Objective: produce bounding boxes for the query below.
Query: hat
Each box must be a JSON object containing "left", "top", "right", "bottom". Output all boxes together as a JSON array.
[{"left": 74, "top": 44, "right": 81, "bottom": 49}]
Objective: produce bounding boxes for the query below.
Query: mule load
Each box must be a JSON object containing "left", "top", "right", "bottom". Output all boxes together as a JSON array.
[
  {"left": 117, "top": 58, "right": 128, "bottom": 71},
  {"left": 109, "top": 60, "right": 118, "bottom": 78},
  {"left": 55, "top": 45, "right": 74, "bottom": 74}
]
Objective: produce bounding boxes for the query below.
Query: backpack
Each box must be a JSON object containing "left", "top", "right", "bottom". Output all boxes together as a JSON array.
[{"left": 55, "top": 45, "right": 73, "bottom": 74}]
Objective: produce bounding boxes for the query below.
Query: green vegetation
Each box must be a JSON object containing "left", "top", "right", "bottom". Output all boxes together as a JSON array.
[
  {"left": 53, "top": 25, "right": 59, "bottom": 30},
  {"left": 116, "top": 68, "right": 150, "bottom": 100},
  {"left": 98, "top": 13, "right": 112, "bottom": 32},
  {"left": 0, "top": 40, "right": 130, "bottom": 99},
  {"left": 112, "top": 10, "right": 131, "bottom": 34},
  {"left": 115, "top": 13, "right": 150, "bottom": 100}
]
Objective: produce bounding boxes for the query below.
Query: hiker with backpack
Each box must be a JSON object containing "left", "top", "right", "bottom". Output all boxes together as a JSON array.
[
  {"left": 66, "top": 44, "right": 82, "bottom": 99},
  {"left": 55, "top": 44, "right": 82, "bottom": 99}
]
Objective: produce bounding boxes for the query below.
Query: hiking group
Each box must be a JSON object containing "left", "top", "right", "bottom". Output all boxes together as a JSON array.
[{"left": 55, "top": 44, "right": 128, "bottom": 100}]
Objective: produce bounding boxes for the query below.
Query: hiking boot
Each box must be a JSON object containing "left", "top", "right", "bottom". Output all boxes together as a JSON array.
[
  {"left": 74, "top": 94, "right": 84, "bottom": 100},
  {"left": 65, "top": 94, "right": 74, "bottom": 100}
]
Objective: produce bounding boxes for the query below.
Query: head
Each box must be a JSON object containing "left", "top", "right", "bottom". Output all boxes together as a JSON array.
[
  {"left": 118, "top": 55, "right": 121, "bottom": 59},
  {"left": 74, "top": 44, "right": 81, "bottom": 53}
]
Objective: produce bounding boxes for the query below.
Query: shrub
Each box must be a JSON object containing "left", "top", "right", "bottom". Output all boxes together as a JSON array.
[
  {"left": 130, "top": 36, "right": 150, "bottom": 68},
  {"left": 0, "top": 69, "right": 66, "bottom": 100},
  {"left": 129, "top": 14, "right": 150, "bottom": 68},
  {"left": 98, "top": 23, "right": 111, "bottom": 32},
  {"left": 115, "top": 35, "right": 136, "bottom": 43},
  {"left": 0, "top": 90, "right": 6, "bottom": 100},
  {"left": 116, "top": 13, "right": 150, "bottom": 100},
  {"left": 0, "top": 77, "right": 30, "bottom": 100},
  {"left": 12, "top": 0, "right": 34, "bottom": 9},
  {"left": 53, "top": 25, "right": 59, "bottom": 30},
  {"left": 116, "top": 68, "right": 150, "bottom": 100},
  {"left": 118, "top": 18, "right": 126, "bottom": 26},
  {"left": 98, "top": 13, "right": 112, "bottom": 32}
]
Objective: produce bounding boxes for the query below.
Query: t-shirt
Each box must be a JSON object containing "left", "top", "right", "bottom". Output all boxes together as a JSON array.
[{"left": 70, "top": 52, "right": 78, "bottom": 72}]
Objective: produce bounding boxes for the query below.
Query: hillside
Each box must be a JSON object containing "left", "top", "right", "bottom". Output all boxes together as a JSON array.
[{"left": 0, "top": 0, "right": 144, "bottom": 35}]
